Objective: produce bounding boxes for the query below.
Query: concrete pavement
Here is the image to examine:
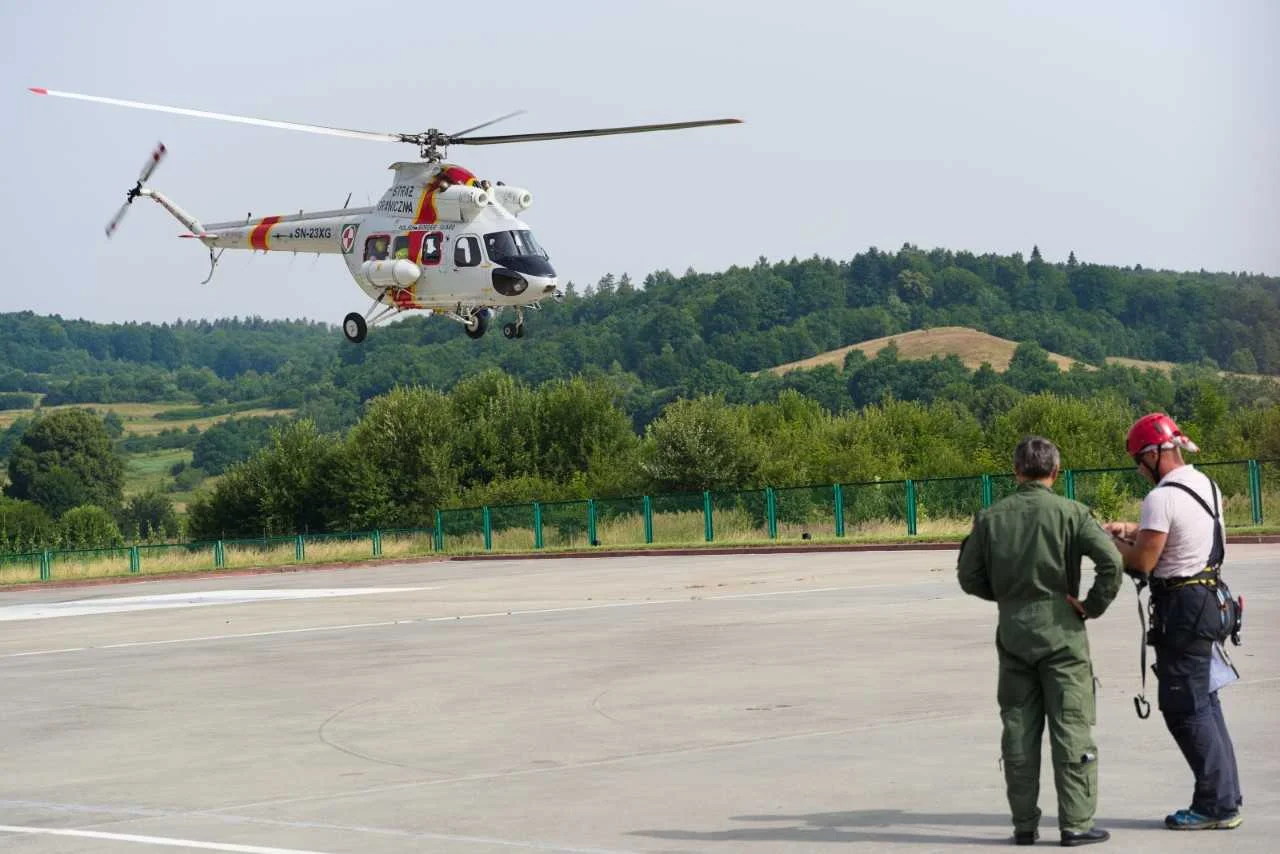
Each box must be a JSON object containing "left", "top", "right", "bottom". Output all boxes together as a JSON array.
[{"left": 1, "top": 547, "right": 1277, "bottom": 852}]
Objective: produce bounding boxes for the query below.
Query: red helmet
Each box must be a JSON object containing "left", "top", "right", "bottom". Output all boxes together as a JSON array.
[{"left": 1126, "top": 412, "right": 1199, "bottom": 457}]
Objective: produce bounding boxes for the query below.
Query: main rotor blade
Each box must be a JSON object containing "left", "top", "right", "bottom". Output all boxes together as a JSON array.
[
  {"left": 29, "top": 87, "right": 403, "bottom": 143},
  {"left": 452, "top": 118, "right": 743, "bottom": 146},
  {"left": 451, "top": 110, "right": 527, "bottom": 139}
]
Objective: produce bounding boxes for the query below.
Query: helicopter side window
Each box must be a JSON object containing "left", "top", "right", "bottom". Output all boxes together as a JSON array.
[
  {"left": 454, "top": 235, "right": 481, "bottom": 268},
  {"left": 420, "top": 231, "right": 443, "bottom": 266},
  {"left": 364, "top": 235, "right": 391, "bottom": 261},
  {"left": 391, "top": 235, "right": 411, "bottom": 260}
]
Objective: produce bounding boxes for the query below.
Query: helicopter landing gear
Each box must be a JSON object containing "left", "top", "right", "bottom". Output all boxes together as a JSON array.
[
  {"left": 342, "top": 312, "right": 367, "bottom": 344},
  {"left": 502, "top": 307, "right": 526, "bottom": 339},
  {"left": 464, "top": 308, "right": 492, "bottom": 339}
]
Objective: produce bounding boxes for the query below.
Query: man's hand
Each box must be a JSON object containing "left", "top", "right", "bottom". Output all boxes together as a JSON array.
[
  {"left": 1067, "top": 594, "right": 1087, "bottom": 620},
  {"left": 1103, "top": 521, "right": 1138, "bottom": 541}
]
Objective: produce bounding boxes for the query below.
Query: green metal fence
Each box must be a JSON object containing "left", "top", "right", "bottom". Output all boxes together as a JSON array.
[{"left": 2, "top": 459, "right": 1273, "bottom": 583}]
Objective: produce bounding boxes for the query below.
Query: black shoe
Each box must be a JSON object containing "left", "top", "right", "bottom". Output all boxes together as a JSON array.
[
  {"left": 1014, "top": 829, "right": 1039, "bottom": 845},
  {"left": 1060, "top": 828, "right": 1109, "bottom": 847}
]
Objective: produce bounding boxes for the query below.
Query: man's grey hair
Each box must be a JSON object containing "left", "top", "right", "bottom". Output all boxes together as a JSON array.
[{"left": 1014, "top": 435, "right": 1061, "bottom": 478}]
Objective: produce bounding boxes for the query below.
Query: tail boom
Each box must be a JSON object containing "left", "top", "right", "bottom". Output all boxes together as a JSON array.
[{"left": 201, "top": 207, "right": 373, "bottom": 254}]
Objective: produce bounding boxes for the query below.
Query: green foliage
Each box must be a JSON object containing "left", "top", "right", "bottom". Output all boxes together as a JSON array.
[
  {"left": 118, "top": 490, "right": 181, "bottom": 541},
  {"left": 58, "top": 504, "right": 123, "bottom": 549},
  {"left": 0, "top": 392, "right": 36, "bottom": 411},
  {"left": 0, "top": 496, "right": 55, "bottom": 553},
  {"left": 641, "top": 396, "right": 761, "bottom": 491},
  {"left": 186, "top": 420, "right": 338, "bottom": 539},
  {"left": 5, "top": 410, "right": 125, "bottom": 516},
  {"left": 0, "top": 417, "right": 32, "bottom": 464},
  {"left": 192, "top": 416, "right": 288, "bottom": 475}
]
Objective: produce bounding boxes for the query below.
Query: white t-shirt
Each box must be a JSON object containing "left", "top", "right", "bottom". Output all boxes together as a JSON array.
[{"left": 1138, "top": 464, "right": 1223, "bottom": 579}]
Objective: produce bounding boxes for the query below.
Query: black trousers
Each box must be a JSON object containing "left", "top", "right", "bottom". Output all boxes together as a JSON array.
[{"left": 1153, "top": 585, "right": 1243, "bottom": 818}]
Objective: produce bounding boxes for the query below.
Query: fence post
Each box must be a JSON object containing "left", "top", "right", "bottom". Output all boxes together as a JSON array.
[
  {"left": 587, "top": 499, "right": 598, "bottom": 546},
  {"left": 833, "top": 483, "right": 845, "bottom": 537},
  {"left": 905, "top": 479, "right": 918, "bottom": 536},
  {"left": 129, "top": 545, "right": 141, "bottom": 574},
  {"left": 643, "top": 495, "right": 654, "bottom": 544},
  {"left": 482, "top": 506, "right": 492, "bottom": 551},
  {"left": 295, "top": 535, "right": 305, "bottom": 562},
  {"left": 1064, "top": 470, "right": 1077, "bottom": 501},
  {"left": 214, "top": 540, "right": 225, "bottom": 569},
  {"left": 766, "top": 487, "right": 778, "bottom": 539},
  {"left": 981, "top": 474, "right": 993, "bottom": 508},
  {"left": 372, "top": 530, "right": 382, "bottom": 557},
  {"left": 434, "top": 510, "right": 444, "bottom": 552},
  {"left": 40, "top": 549, "right": 51, "bottom": 582},
  {"left": 1249, "top": 460, "right": 1263, "bottom": 525},
  {"left": 703, "top": 491, "right": 714, "bottom": 542},
  {"left": 533, "top": 502, "right": 543, "bottom": 549}
]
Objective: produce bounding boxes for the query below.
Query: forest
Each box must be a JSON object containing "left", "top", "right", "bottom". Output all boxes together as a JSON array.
[{"left": 1, "top": 245, "right": 1278, "bottom": 550}]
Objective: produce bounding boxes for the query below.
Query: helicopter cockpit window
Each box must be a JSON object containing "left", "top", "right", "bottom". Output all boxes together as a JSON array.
[
  {"left": 392, "top": 235, "right": 411, "bottom": 260},
  {"left": 484, "top": 229, "right": 549, "bottom": 264},
  {"left": 364, "top": 235, "right": 390, "bottom": 261},
  {"left": 454, "top": 235, "right": 481, "bottom": 268},
  {"left": 420, "top": 232, "right": 443, "bottom": 266}
]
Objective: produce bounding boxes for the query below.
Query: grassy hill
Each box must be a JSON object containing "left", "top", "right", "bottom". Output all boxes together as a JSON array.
[{"left": 763, "top": 326, "right": 1279, "bottom": 380}]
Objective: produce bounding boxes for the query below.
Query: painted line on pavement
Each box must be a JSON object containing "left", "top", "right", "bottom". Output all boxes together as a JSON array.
[
  {"left": 0, "top": 580, "right": 948, "bottom": 659},
  {"left": 0, "top": 824, "right": 338, "bottom": 854},
  {"left": 0, "top": 587, "right": 436, "bottom": 622}
]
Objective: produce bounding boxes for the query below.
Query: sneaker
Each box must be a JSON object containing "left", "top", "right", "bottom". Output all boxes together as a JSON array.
[
  {"left": 1164, "top": 809, "right": 1241, "bottom": 830},
  {"left": 1014, "top": 829, "right": 1039, "bottom": 845}
]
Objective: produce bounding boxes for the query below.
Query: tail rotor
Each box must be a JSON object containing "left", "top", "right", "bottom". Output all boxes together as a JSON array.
[{"left": 105, "top": 142, "right": 166, "bottom": 237}]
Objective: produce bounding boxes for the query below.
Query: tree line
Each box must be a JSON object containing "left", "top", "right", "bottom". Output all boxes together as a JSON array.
[{"left": 1, "top": 246, "right": 1277, "bottom": 429}]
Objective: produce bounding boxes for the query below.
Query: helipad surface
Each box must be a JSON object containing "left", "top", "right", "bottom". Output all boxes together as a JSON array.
[{"left": 1, "top": 547, "right": 1276, "bottom": 852}]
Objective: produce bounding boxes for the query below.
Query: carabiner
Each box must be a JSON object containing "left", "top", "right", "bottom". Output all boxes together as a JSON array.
[{"left": 1134, "top": 694, "right": 1151, "bottom": 719}]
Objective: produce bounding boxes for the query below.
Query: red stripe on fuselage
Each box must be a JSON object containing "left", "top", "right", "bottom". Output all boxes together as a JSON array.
[{"left": 249, "top": 216, "right": 281, "bottom": 250}]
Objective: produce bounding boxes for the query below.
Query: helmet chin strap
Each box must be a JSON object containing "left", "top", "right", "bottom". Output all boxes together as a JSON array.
[{"left": 1139, "top": 447, "right": 1165, "bottom": 482}]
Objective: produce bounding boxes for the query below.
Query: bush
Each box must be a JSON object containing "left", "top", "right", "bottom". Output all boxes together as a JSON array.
[
  {"left": 58, "top": 504, "right": 123, "bottom": 549},
  {"left": 0, "top": 496, "right": 55, "bottom": 552}
]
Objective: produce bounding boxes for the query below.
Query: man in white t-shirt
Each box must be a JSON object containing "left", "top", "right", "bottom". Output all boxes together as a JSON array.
[{"left": 1104, "top": 413, "right": 1242, "bottom": 831}]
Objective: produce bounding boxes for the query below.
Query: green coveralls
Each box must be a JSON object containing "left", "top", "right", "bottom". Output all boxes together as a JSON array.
[{"left": 957, "top": 482, "right": 1123, "bottom": 835}]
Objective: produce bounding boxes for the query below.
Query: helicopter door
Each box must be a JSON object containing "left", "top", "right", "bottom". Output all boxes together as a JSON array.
[
  {"left": 407, "top": 231, "right": 443, "bottom": 267},
  {"left": 419, "top": 231, "right": 444, "bottom": 266}
]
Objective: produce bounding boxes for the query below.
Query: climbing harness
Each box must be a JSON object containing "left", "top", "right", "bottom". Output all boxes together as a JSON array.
[{"left": 1127, "top": 476, "right": 1244, "bottom": 719}]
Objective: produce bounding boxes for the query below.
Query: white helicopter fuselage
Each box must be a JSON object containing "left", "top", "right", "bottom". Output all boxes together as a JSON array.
[{"left": 193, "top": 160, "right": 558, "bottom": 337}]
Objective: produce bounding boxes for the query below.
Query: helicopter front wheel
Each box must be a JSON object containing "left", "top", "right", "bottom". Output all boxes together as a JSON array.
[
  {"left": 502, "top": 321, "right": 525, "bottom": 339},
  {"left": 342, "top": 312, "right": 368, "bottom": 344}
]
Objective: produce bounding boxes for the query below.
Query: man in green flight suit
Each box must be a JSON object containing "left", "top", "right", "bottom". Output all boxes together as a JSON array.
[{"left": 958, "top": 436, "right": 1124, "bottom": 847}]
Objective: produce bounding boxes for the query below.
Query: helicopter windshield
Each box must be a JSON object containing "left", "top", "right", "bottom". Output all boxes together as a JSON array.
[{"left": 485, "top": 230, "right": 548, "bottom": 262}]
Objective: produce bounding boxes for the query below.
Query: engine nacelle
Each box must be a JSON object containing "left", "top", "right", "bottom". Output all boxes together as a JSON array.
[
  {"left": 492, "top": 185, "right": 533, "bottom": 213},
  {"left": 361, "top": 259, "right": 421, "bottom": 289},
  {"left": 432, "top": 184, "right": 491, "bottom": 221}
]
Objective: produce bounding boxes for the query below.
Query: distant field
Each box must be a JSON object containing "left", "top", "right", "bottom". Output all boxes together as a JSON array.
[
  {"left": 0, "top": 402, "right": 289, "bottom": 513},
  {"left": 0, "top": 402, "right": 295, "bottom": 434},
  {"left": 764, "top": 326, "right": 1280, "bottom": 381}
]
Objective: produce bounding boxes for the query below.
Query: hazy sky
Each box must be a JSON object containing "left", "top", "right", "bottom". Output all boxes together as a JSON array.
[{"left": 3, "top": 0, "right": 1276, "bottom": 326}]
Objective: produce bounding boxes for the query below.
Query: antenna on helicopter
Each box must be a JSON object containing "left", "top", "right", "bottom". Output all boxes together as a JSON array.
[{"left": 105, "top": 142, "right": 166, "bottom": 237}]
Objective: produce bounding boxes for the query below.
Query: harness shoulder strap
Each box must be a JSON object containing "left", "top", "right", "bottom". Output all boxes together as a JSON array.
[{"left": 1156, "top": 477, "right": 1225, "bottom": 569}]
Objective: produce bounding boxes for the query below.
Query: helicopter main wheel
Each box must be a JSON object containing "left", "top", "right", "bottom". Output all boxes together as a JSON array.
[
  {"left": 502, "top": 321, "right": 525, "bottom": 340},
  {"left": 464, "top": 310, "right": 490, "bottom": 339},
  {"left": 342, "top": 312, "right": 368, "bottom": 344}
]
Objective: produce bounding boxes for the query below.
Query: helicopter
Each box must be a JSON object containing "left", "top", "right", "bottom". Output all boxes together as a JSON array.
[{"left": 29, "top": 87, "right": 741, "bottom": 342}]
